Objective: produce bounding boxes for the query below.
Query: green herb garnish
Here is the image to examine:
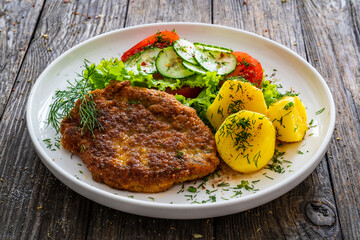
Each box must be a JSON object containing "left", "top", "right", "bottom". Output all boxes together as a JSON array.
[{"left": 316, "top": 108, "right": 325, "bottom": 115}]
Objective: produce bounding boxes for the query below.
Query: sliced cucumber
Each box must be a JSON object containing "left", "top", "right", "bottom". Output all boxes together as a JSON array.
[
  {"left": 173, "top": 39, "right": 197, "bottom": 64},
  {"left": 182, "top": 61, "right": 207, "bottom": 75},
  {"left": 125, "top": 47, "right": 161, "bottom": 74},
  {"left": 194, "top": 42, "right": 233, "bottom": 53},
  {"left": 194, "top": 49, "right": 237, "bottom": 75},
  {"left": 156, "top": 47, "right": 194, "bottom": 79}
]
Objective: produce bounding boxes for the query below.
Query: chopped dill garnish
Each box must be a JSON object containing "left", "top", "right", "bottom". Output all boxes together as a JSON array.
[
  {"left": 47, "top": 60, "right": 102, "bottom": 135},
  {"left": 206, "top": 189, "right": 217, "bottom": 195},
  {"left": 208, "top": 195, "right": 216, "bottom": 202},
  {"left": 187, "top": 186, "right": 197, "bottom": 193},
  {"left": 217, "top": 182, "right": 230, "bottom": 187},
  {"left": 43, "top": 138, "right": 51, "bottom": 148},
  {"left": 266, "top": 149, "right": 287, "bottom": 174},
  {"left": 263, "top": 173, "right": 274, "bottom": 180},
  {"left": 283, "top": 101, "right": 294, "bottom": 110},
  {"left": 176, "top": 150, "right": 184, "bottom": 159},
  {"left": 227, "top": 99, "right": 244, "bottom": 114},
  {"left": 232, "top": 180, "right": 257, "bottom": 191},
  {"left": 316, "top": 108, "right": 325, "bottom": 115},
  {"left": 43, "top": 138, "right": 59, "bottom": 151}
]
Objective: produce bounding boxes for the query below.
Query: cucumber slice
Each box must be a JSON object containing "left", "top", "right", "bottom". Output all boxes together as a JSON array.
[
  {"left": 194, "top": 49, "right": 237, "bottom": 75},
  {"left": 125, "top": 47, "right": 161, "bottom": 74},
  {"left": 194, "top": 42, "right": 233, "bottom": 53},
  {"left": 173, "top": 39, "right": 197, "bottom": 64},
  {"left": 182, "top": 61, "right": 207, "bottom": 75},
  {"left": 156, "top": 47, "right": 194, "bottom": 79}
]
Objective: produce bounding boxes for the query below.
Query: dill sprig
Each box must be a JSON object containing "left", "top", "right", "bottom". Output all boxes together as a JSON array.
[
  {"left": 47, "top": 61, "right": 102, "bottom": 135},
  {"left": 78, "top": 93, "right": 103, "bottom": 135}
]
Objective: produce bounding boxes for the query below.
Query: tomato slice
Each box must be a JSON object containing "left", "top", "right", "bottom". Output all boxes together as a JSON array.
[
  {"left": 165, "top": 86, "right": 203, "bottom": 99},
  {"left": 226, "top": 51, "right": 263, "bottom": 88},
  {"left": 121, "top": 30, "right": 180, "bottom": 62}
]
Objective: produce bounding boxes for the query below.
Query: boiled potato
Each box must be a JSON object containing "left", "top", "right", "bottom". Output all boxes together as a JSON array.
[
  {"left": 268, "top": 96, "right": 307, "bottom": 142},
  {"left": 215, "top": 110, "right": 275, "bottom": 173},
  {"left": 207, "top": 80, "right": 267, "bottom": 130}
]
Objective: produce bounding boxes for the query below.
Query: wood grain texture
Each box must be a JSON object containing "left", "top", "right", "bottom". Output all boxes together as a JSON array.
[
  {"left": 0, "top": 0, "right": 128, "bottom": 239},
  {"left": 213, "top": 0, "right": 342, "bottom": 239},
  {"left": 0, "top": 0, "right": 44, "bottom": 118},
  {"left": 125, "top": 0, "right": 212, "bottom": 27},
  {"left": 87, "top": 205, "right": 214, "bottom": 240},
  {"left": 296, "top": 0, "right": 360, "bottom": 238}
]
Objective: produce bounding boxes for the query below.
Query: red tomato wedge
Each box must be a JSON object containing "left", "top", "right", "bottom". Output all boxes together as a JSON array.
[
  {"left": 165, "top": 86, "right": 203, "bottom": 99},
  {"left": 226, "top": 51, "right": 263, "bottom": 88},
  {"left": 121, "top": 31, "right": 180, "bottom": 62}
]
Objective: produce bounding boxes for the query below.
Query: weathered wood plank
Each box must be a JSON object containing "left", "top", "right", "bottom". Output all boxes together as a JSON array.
[
  {"left": 296, "top": 0, "right": 360, "bottom": 238},
  {"left": 0, "top": 0, "right": 128, "bottom": 239},
  {"left": 213, "top": 0, "right": 342, "bottom": 239},
  {"left": 0, "top": 0, "right": 44, "bottom": 118},
  {"left": 125, "top": 0, "right": 212, "bottom": 27},
  {"left": 87, "top": 205, "right": 214, "bottom": 240}
]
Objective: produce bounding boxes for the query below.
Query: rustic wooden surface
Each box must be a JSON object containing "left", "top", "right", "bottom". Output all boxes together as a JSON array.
[{"left": 0, "top": 0, "right": 359, "bottom": 239}]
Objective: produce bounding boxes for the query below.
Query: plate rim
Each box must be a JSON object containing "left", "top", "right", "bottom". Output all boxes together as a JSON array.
[{"left": 26, "top": 22, "right": 336, "bottom": 219}]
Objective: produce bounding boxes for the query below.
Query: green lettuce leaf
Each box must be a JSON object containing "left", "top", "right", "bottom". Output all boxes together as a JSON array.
[{"left": 262, "top": 79, "right": 299, "bottom": 107}]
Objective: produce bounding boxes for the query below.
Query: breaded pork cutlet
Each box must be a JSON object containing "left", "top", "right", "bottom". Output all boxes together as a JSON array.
[{"left": 60, "top": 81, "right": 220, "bottom": 193}]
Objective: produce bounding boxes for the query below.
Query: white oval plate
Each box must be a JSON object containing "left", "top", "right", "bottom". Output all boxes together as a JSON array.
[{"left": 27, "top": 23, "right": 335, "bottom": 219}]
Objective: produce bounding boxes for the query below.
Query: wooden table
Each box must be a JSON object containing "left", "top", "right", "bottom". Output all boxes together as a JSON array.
[{"left": 1, "top": 0, "right": 359, "bottom": 239}]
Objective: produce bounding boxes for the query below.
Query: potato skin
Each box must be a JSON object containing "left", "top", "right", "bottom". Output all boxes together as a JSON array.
[
  {"left": 206, "top": 80, "right": 268, "bottom": 130},
  {"left": 268, "top": 96, "right": 307, "bottom": 142},
  {"left": 215, "top": 110, "right": 275, "bottom": 173}
]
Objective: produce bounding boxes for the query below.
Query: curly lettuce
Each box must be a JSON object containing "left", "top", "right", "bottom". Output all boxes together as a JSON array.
[{"left": 262, "top": 79, "right": 299, "bottom": 107}]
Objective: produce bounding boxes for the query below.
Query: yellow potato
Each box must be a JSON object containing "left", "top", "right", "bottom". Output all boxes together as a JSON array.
[
  {"left": 207, "top": 80, "right": 267, "bottom": 130},
  {"left": 268, "top": 96, "right": 307, "bottom": 142},
  {"left": 215, "top": 110, "right": 275, "bottom": 173}
]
